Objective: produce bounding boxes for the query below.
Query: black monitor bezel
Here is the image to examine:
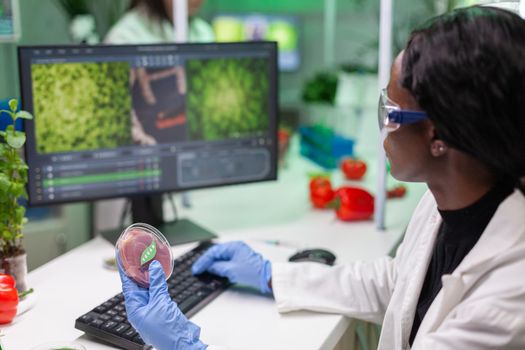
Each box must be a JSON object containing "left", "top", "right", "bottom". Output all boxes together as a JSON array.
[{"left": 18, "top": 41, "right": 279, "bottom": 207}]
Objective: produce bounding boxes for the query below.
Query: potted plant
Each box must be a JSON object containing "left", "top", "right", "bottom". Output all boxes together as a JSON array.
[
  {"left": 0, "top": 99, "right": 32, "bottom": 292},
  {"left": 300, "top": 71, "right": 340, "bottom": 127},
  {"left": 335, "top": 63, "right": 378, "bottom": 109}
]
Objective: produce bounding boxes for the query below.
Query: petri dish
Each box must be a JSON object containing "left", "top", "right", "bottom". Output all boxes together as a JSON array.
[{"left": 116, "top": 223, "right": 173, "bottom": 288}]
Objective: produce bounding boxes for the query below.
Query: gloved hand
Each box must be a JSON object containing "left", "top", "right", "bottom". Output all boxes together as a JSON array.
[
  {"left": 191, "top": 241, "right": 272, "bottom": 294},
  {"left": 118, "top": 259, "right": 207, "bottom": 350}
]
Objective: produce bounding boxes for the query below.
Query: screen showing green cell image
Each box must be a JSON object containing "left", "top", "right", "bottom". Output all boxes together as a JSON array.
[
  {"left": 186, "top": 57, "right": 269, "bottom": 141},
  {"left": 32, "top": 61, "right": 133, "bottom": 154}
]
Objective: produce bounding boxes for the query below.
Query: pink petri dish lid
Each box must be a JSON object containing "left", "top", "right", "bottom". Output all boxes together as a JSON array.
[{"left": 116, "top": 223, "right": 173, "bottom": 288}]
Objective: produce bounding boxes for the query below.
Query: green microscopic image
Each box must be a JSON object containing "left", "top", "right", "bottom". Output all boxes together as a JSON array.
[
  {"left": 186, "top": 57, "right": 270, "bottom": 141},
  {"left": 32, "top": 61, "right": 132, "bottom": 154}
]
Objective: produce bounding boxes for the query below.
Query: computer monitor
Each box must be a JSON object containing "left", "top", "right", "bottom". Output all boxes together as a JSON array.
[
  {"left": 212, "top": 14, "right": 300, "bottom": 72},
  {"left": 18, "top": 42, "right": 278, "bottom": 244}
]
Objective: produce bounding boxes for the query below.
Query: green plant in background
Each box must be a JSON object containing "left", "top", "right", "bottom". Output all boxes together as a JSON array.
[
  {"left": 301, "top": 72, "right": 338, "bottom": 105},
  {"left": 186, "top": 58, "right": 270, "bottom": 141},
  {"left": 32, "top": 61, "right": 133, "bottom": 153},
  {"left": 340, "top": 63, "right": 377, "bottom": 74},
  {"left": 0, "top": 100, "right": 32, "bottom": 258}
]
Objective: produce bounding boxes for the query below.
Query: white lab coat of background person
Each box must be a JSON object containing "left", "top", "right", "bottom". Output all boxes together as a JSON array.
[
  {"left": 104, "top": 6, "right": 214, "bottom": 44},
  {"left": 245, "top": 189, "right": 525, "bottom": 350}
]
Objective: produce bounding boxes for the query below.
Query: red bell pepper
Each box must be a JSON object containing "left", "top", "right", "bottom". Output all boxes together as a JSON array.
[
  {"left": 333, "top": 187, "right": 374, "bottom": 221},
  {"left": 0, "top": 274, "right": 19, "bottom": 324}
]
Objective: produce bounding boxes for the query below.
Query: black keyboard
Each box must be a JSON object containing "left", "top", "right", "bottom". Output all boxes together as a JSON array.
[{"left": 75, "top": 241, "right": 230, "bottom": 350}]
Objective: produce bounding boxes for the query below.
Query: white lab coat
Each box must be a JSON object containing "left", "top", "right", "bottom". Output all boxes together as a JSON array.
[
  {"left": 268, "top": 189, "right": 525, "bottom": 350},
  {"left": 104, "top": 7, "right": 215, "bottom": 44}
]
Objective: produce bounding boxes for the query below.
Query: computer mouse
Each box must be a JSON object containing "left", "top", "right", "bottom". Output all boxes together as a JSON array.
[{"left": 288, "top": 248, "right": 336, "bottom": 266}]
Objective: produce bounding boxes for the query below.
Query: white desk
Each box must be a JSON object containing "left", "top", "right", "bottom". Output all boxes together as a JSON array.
[{"left": 2, "top": 140, "right": 427, "bottom": 349}]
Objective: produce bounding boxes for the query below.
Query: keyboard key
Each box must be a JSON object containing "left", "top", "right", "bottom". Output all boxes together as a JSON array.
[
  {"left": 106, "top": 309, "right": 118, "bottom": 317},
  {"left": 112, "top": 315, "right": 125, "bottom": 323},
  {"left": 114, "top": 305, "right": 125, "bottom": 312},
  {"left": 102, "top": 301, "right": 114, "bottom": 309},
  {"left": 110, "top": 296, "right": 122, "bottom": 304},
  {"left": 90, "top": 318, "right": 105, "bottom": 328},
  {"left": 188, "top": 285, "right": 200, "bottom": 293},
  {"left": 78, "top": 313, "right": 94, "bottom": 324},
  {"left": 133, "top": 335, "right": 145, "bottom": 345},
  {"left": 111, "top": 323, "right": 130, "bottom": 335},
  {"left": 178, "top": 292, "right": 206, "bottom": 313},
  {"left": 123, "top": 328, "right": 137, "bottom": 340},
  {"left": 101, "top": 321, "right": 118, "bottom": 331},
  {"left": 99, "top": 314, "right": 111, "bottom": 321},
  {"left": 93, "top": 305, "right": 107, "bottom": 314}
]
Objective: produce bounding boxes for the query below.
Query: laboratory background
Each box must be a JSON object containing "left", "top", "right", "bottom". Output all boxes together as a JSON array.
[{"left": 0, "top": 0, "right": 522, "bottom": 349}]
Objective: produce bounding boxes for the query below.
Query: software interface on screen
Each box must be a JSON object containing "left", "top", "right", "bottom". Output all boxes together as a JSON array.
[
  {"left": 212, "top": 14, "right": 300, "bottom": 71},
  {"left": 19, "top": 43, "right": 278, "bottom": 206}
]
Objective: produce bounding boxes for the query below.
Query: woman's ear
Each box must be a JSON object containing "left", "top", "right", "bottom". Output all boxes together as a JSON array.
[
  {"left": 430, "top": 140, "right": 448, "bottom": 157},
  {"left": 429, "top": 125, "right": 448, "bottom": 157}
]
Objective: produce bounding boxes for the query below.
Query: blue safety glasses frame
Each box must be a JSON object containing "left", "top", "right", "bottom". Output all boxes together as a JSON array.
[{"left": 378, "top": 88, "right": 428, "bottom": 132}]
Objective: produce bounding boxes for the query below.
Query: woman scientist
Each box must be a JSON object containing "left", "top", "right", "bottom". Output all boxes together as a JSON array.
[
  {"left": 118, "top": 6, "right": 525, "bottom": 350},
  {"left": 105, "top": 0, "right": 214, "bottom": 44}
]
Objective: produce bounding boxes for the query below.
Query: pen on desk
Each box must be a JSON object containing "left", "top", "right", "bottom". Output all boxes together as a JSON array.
[
  {"left": 259, "top": 239, "right": 300, "bottom": 250},
  {"left": 264, "top": 239, "right": 280, "bottom": 245}
]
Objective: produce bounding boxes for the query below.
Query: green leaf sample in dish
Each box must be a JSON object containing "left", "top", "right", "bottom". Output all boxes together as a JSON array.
[{"left": 116, "top": 223, "right": 173, "bottom": 288}]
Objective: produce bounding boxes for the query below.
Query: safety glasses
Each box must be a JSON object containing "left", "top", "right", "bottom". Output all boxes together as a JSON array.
[{"left": 378, "top": 88, "right": 428, "bottom": 132}]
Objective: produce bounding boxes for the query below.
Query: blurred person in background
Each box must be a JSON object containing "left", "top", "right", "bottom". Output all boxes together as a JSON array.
[{"left": 105, "top": 0, "right": 214, "bottom": 44}]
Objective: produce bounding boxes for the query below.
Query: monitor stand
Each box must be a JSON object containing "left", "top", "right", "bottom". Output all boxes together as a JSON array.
[{"left": 101, "top": 194, "right": 217, "bottom": 246}]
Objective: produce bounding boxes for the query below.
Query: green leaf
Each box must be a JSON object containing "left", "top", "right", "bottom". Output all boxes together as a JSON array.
[
  {"left": 3, "top": 230, "right": 14, "bottom": 241},
  {"left": 15, "top": 111, "right": 33, "bottom": 120},
  {"left": 9, "top": 183, "right": 24, "bottom": 197},
  {"left": 0, "top": 173, "right": 9, "bottom": 192},
  {"left": 18, "top": 287, "right": 34, "bottom": 299},
  {"left": 6, "top": 131, "right": 26, "bottom": 149},
  {"left": 16, "top": 206, "right": 26, "bottom": 223},
  {"left": 140, "top": 239, "right": 157, "bottom": 266},
  {"left": 8, "top": 99, "right": 18, "bottom": 112},
  {"left": 307, "top": 172, "right": 331, "bottom": 180}
]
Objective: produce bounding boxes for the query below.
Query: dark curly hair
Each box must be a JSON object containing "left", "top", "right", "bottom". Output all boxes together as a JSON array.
[
  {"left": 401, "top": 6, "right": 525, "bottom": 190},
  {"left": 130, "top": 0, "right": 170, "bottom": 22}
]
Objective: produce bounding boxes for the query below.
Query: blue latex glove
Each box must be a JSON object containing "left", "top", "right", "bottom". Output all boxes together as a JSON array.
[
  {"left": 118, "top": 259, "right": 207, "bottom": 350},
  {"left": 191, "top": 241, "right": 272, "bottom": 294}
]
